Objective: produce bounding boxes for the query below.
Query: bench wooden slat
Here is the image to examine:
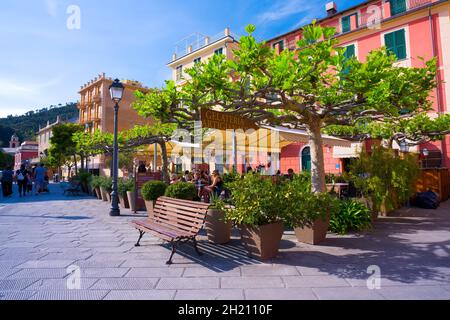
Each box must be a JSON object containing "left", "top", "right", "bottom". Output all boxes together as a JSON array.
[
  {"left": 153, "top": 206, "right": 206, "bottom": 223},
  {"left": 151, "top": 215, "right": 202, "bottom": 234},
  {"left": 159, "top": 196, "right": 210, "bottom": 209},
  {"left": 154, "top": 202, "right": 208, "bottom": 217},
  {"left": 133, "top": 220, "right": 190, "bottom": 238}
]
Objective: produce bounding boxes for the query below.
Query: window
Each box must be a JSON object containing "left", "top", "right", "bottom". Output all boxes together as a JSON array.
[
  {"left": 390, "top": 0, "right": 407, "bottom": 16},
  {"left": 176, "top": 65, "right": 183, "bottom": 81},
  {"left": 214, "top": 48, "right": 223, "bottom": 55},
  {"left": 193, "top": 57, "right": 201, "bottom": 64},
  {"left": 341, "top": 13, "right": 358, "bottom": 33},
  {"left": 384, "top": 29, "right": 407, "bottom": 60},
  {"left": 342, "top": 44, "right": 356, "bottom": 75},
  {"left": 272, "top": 40, "right": 284, "bottom": 52}
]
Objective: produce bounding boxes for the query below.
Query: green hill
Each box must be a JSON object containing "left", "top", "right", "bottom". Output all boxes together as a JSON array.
[{"left": 0, "top": 103, "right": 79, "bottom": 147}]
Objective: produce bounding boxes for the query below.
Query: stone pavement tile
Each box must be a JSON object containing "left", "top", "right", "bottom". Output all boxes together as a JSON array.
[
  {"left": 296, "top": 265, "right": 358, "bottom": 277},
  {"left": 88, "top": 246, "right": 132, "bottom": 253},
  {"left": 245, "top": 288, "right": 317, "bottom": 300},
  {"left": 378, "top": 286, "right": 450, "bottom": 300},
  {"left": 103, "top": 290, "right": 175, "bottom": 300},
  {"left": 221, "top": 277, "right": 284, "bottom": 289},
  {"left": 175, "top": 289, "right": 244, "bottom": 300},
  {"left": 40, "top": 252, "right": 93, "bottom": 260},
  {"left": 345, "top": 276, "right": 448, "bottom": 287},
  {"left": 90, "top": 278, "right": 158, "bottom": 290},
  {"left": 29, "top": 290, "right": 109, "bottom": 300},
  {"left": 121, "top": 259, "right": 197, "bottom": 268},
  {"left": 0, "top": 260, "right": 28, "bottom": 268},
  {"left": 183, "top": 267, "right": 241, "bottom": 277},
  {"left": 74, "top": 260, "right": 125, "bottom": 268},
  {"left": 442, "top": 285, "right": 450, "bottom": 293},
  {"left": 241, "top": 265, "right": 300, "bottom": 277},
  {"left": 78, "top": 241, "right": 123, "bottom": 248},
  {"left": 26, "top": 278, "right": 100, "bottom": 291},
  {"left": 0, "top": 279, "right": 39, "bottom": 291},
  {"left": 283, "top": 276, "right": 351, "bottom": 288},
  {"left": 80, "top": 268, "right": 130, "bottom": 278},
  {"left": 157, "top": 277, "right": 220, "bottom": 290},
  {"left": 313, "top": 287, "right": 386, "bottom": 300},
  {"left": 8, "top": 269, "right": 69, "bottom": 279},
  {"left": 0, "top": 291, "right": 36, "bottom": 300},
  {"left": 126, "top": 268, "right": 184, "bottom": 278},
  {"left": 0, "top": 269, "right": 21, "bottom": 279},
  {"left": 15, "top": 260, "right": 75, "bottom": 269}
]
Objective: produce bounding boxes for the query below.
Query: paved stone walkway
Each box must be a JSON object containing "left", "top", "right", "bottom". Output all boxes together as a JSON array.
[{"left": 0, "top": 184, "right": 449, "bottom": 300}]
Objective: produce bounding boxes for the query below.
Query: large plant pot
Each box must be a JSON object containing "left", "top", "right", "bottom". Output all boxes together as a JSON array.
[
  {"left": 100, "top": 187, "right": 109, "bottom": 202},
  {"left": 119, "top": 194, "right": 130, "bottom": 209},
  {"left": 205, "top": 208, "right": 232, "bottom": 245},
  {"left": 94, "top": 187, "right": 101, "bottom": 200},
  {"left": 294, "top": 216, "right": 330, "bottom": 245},
  {"left": 127, "top": 191, "right": 136, "bottom": 213},
  {"left": 144, "top": 200, "right": 156, "bottom": 218},
  {"left": 106, "top": 191, "right": 112, "bottom": 203},
  {"left": 239, "top": 222, "right": 284, "bottom": 260}
]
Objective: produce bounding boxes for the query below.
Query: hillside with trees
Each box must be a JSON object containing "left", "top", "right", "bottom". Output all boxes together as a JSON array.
[{"left": 0, "top": 103, "right": 79, "bottom": 146}]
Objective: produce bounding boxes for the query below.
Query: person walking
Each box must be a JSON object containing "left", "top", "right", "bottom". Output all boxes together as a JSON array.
[
  {"left": 15, "top": 164, "right": 29, "bottom": 197},
  {"left": 1, "top": 167, "right": 14, "bottom": 197},
  {"left": 34, "top": 163, "right": 47, "bottom": 195}
]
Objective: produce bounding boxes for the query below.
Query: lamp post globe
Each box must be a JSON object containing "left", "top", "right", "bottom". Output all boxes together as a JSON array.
[{"left": 109, "top": 79, "right": 124, "bottom": 216}]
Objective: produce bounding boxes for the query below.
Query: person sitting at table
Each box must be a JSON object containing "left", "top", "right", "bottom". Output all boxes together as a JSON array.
[
  {"left": 204, "top": 170, "right": 224, "bottom": 200},
  {"left": 170, "top": 174, "right": 179, "bottom": 185}
]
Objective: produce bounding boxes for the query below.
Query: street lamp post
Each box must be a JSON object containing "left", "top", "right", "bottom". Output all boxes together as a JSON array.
[
  {"left": 422, "top": 148, "right": 429, "bottom": 169},
  {"left": 109, "top": 79, "right": 125, "bottom": 217}
]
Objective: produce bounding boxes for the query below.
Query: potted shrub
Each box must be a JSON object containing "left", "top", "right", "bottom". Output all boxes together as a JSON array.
[
  {"left": 98, "top": 177, "right": 108, "bottom": 202},
  {"left": 142, "top": 180, "right": 167, "bottom": 217},
  {"left": 329, "top": 200, "right": 372, "bottom": 235},
  {"left": 100, "top": 176, "right": 112, "bottom": 202},
  {"left": 118, "top": 178, "right": 134, "bottom": 209},
  {"left": 219, "top": 174, "right": 285, "bottom": 260},
  {"left": 90, "top": 176, "right": 102, "bottom": 200},
  {"left": 205, "top": 194, "right": 232, "bottom": 245},
  {"left": 164, "top": 182, "right": 198, "bottom": 201},
  {"left": 284, "top": 175, "right": 340, "bottom": 245}
]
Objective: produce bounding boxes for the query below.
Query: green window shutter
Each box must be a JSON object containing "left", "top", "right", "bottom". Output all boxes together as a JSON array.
[
  {"left": 385, "top": 29, "right": 406, "bottom": 60},
  {"left": 391, "top": 0, "right": 407, "bottom": 16},
  {"left": 344, "top": 44, "right": 356, "bottom": 59},
  {"left": 384, "top": 32, "right": 395, "bottom": 57},
  {"left": 342, "top": 16, "right": 351, "bottom": 33},
  {"left": 394, "top": 29, "right": 406, "bottom": 60}
]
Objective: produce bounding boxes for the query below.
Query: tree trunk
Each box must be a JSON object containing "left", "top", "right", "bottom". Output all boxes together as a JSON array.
[
  {"left": 159, "top": 140, "right": 170, "bottom": 184},
  {"left": 73, "top": 154, "right": 78, "bottom": 175},
  {"left": 308, "top": 119, "right": 326, "bottom": 193},
  {"left": 80, "top": 155, "right": 85, "bottom": 171}
]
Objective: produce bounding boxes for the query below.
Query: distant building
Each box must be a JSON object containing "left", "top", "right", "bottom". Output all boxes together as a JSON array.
[
  {"left": 14, "top": 141, "right": 39, "bottom": 170},
  {"left": 1, "top": 134, "right": 20, "bottom": 157},
  {"left": 77, "top": 73, "right": 151, "bottom": 174},
  {"left": 37, "top": 116, "right": 64, "bottom": 157}
]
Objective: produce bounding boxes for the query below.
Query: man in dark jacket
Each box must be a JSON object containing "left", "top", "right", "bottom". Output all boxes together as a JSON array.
[
  {"left": 1, "top": 166, "right": 14, "bottom": 197},
  {"left": 15, "top": 164, "right": 29, "bottom": 197}
]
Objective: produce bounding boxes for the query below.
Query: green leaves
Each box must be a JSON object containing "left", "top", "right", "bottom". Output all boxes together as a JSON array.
[{"left": 329, "top": 200, "right": 372, "bottom": 235}]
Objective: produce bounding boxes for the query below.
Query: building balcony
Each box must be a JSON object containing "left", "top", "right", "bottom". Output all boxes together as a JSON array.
[{"left": 93, "top": 93, "right": 102, "bottom": 103}]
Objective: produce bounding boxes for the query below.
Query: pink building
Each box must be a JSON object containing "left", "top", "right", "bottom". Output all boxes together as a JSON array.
[
  {"left": 14, "top": 141, "right": 39, "bottom": 170},
  {"left": 267, "top": 0, "right": 450, "bottom": 170}
]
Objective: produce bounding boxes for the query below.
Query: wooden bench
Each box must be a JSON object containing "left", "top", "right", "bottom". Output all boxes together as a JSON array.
[
  {"left": 62, "top": 181, "right": 83, "bottom": 196},
  {"left": 131, "top": 196, "right": 210, "bottom": 265}
]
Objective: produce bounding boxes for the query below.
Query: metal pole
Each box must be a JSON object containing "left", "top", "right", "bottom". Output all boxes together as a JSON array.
[
  {"left": 153, "top": 143, "right": 158, "bottom": 172},
  {"left": 110, "top": 102, "right": 120, "bottom": 216}
]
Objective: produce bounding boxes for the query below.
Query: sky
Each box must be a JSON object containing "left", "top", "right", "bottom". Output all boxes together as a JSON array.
[{"left": 0, "top": 0, "right": 359, "bottom": 118}]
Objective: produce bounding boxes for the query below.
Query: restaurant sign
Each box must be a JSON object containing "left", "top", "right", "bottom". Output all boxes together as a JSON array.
[{"left": 201, "top": 109, "right": 259, "bottom": 131}]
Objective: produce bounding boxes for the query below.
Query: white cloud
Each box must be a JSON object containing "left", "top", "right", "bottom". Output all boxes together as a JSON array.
[{"left": 45, "top": 0, "right": 58, "bottom": 17}]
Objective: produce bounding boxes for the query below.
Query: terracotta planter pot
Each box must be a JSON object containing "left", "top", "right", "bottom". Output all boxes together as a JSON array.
[
  {"left": 100, "top": 187, "right": 109, "bottom": 202},
  {"left": 94, "top": 187, "right": 101, "bottom": 200},
  {"left": 205, "top": 208, "right": 232, "bottom": 245},
  {"left": 119, "top": 194, "right": 130, "bottom": 209},
  {"left": 294, "top": 216, "right": 330, "bottom": 245},
  {"left": 127, "top": 191, "right": 136, "bottom": 212},
  {"left": 239, "top": 222, "right": 284, "bottom": 260},
  {"left": 106, "top": 191, "right": 112, "bottom": 203},
  {"left": 144, "top": 200, "right": 156, "bottom": 218}
]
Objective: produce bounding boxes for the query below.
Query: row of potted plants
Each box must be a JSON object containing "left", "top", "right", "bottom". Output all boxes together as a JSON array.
[{"left": 90, "top": 176, "right": 136, "bottom": 210}]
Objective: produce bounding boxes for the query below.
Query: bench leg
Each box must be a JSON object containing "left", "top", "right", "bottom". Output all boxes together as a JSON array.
[
  {"left": 135, "top": 230, "right": 145, "bottom": 247},
  {"left": 192, "top": 237, "right": 203, "bottom": 256},
  {"left": 166, "top": 241, "right": 178, "bottom": 265}
]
